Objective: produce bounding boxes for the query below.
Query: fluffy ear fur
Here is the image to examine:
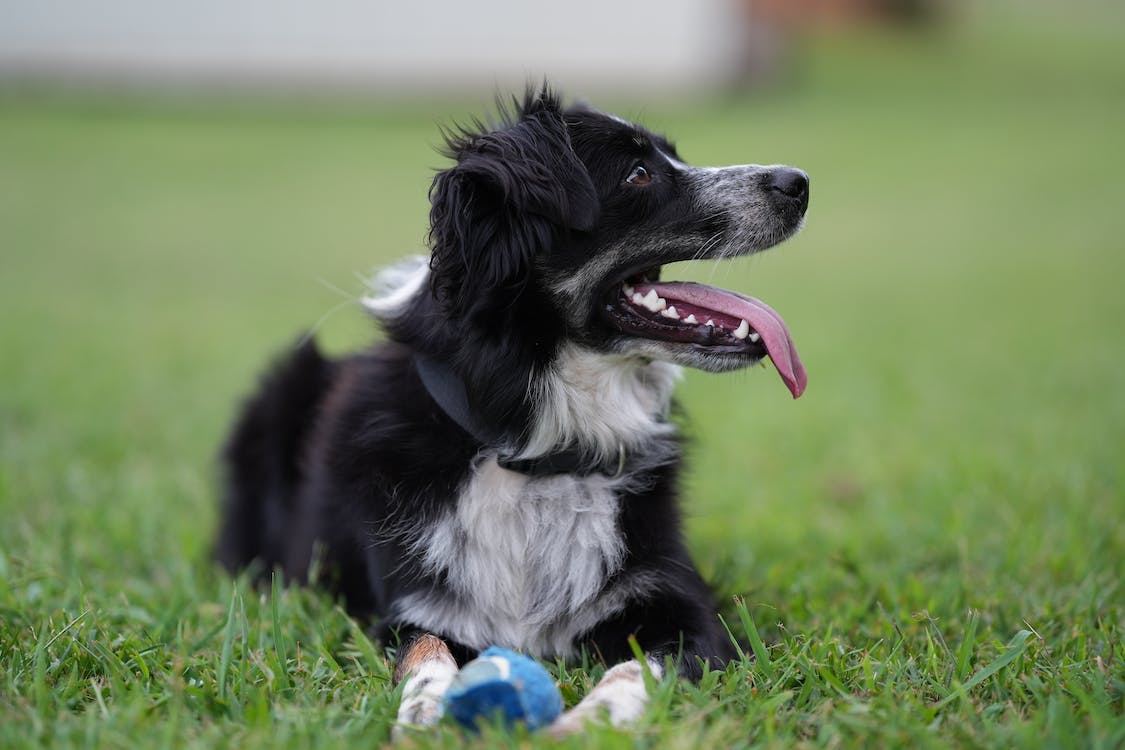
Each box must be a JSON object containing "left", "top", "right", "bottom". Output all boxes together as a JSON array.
[{"left": 428, "top": 87, "right": 598, "bottom": 321}]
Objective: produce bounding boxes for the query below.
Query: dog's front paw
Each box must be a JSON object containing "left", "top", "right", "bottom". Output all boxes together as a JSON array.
[
  {"left": 391, "top": 635, "right": 459, "bottom": 741},
  {"left": 392, "top": 693, "right": 445, "bottom": 740},
  {"left": 546, "top": 707, "right": 600, "bottom": 737},
  {"left": 547, "top": 658, "right": 659, "bottom": 736}
]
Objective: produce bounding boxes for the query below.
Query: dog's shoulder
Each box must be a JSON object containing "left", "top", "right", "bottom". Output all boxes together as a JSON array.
[{"left": 298, "top": 341, "right": 478, "bottom": 502}]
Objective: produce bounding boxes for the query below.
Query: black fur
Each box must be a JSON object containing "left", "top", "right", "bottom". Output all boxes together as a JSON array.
[{"left": 217, "top": 86, "right": 809, "bottom": 681}]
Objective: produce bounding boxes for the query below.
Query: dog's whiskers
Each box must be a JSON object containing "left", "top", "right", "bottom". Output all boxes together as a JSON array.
[
  {"left": 299, "top": 301, "right": 359, "bottom": 349},
  {"left": 693, "top": 230, "right": 725, "bottom": 260}
]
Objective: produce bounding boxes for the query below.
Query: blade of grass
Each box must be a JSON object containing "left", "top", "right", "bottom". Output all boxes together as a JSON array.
[
  {"left": 217, "top": 588, "right": 239, "bottom": 703},
  {"left": 271, "top": 572, "right": 291, "bottom": 693},
  {"left": 717, "top": 612, "right": 748, "bottom": 662},
  {"left": 627, "top": 634, "right": 661, "bottom": 694},
  {"left": 935, "top": 629, "right": 1034, "bottom": 709},
  {"left": 33, "top": 619, "right": 50, "bottom": 715},
  {"left": 955, "top": 609, "right": 981, "bottom": 683},
  {"left": 735, "top": 596, "right": 775, "bottom": 682}
]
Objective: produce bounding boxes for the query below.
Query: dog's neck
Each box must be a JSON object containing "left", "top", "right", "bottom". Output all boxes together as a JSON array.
[
  {"left": 518, "top": 344, "right": 681, "bottom": 467},
  {"left": 415, "top": 344, "right": 679, "bottom": 477}
]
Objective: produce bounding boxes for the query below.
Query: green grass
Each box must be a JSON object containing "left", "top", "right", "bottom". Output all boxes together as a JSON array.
[{"left": 2, "top": 17, "right": 1124, "bottom": 750}]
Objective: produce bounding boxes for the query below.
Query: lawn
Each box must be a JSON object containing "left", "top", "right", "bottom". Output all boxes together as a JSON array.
[{"left": 1, "top": 14, "right": 1123, "bottom": 750}]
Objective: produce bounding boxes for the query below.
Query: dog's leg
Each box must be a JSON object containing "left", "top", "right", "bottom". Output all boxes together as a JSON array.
[
  {"left": 548, "top": 657, "right": 663, "bottom": 736},
  {"left": 392, "top": 633, "right": 459, "bottom": 739}
]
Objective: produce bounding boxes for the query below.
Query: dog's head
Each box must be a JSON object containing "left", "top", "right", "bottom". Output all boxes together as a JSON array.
[{"left": 376, "top": 86, "right": 808, "bottom": 401}]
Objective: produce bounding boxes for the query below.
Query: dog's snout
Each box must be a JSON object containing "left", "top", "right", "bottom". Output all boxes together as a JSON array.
[{"left": 766, "top": 168, "right": 810, "bottom": 213}]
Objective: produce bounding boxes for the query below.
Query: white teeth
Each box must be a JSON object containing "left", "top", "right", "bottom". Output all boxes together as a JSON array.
[
  {"left": 641, "top": 289, "right": 667, "bottom": 312},
  {"left": 733, "top": 319, "right": 750, "bottom": 340},
  {"left": 705, "top": 319, "right": 715, "bottom": 327},
  {"left": 683, "top": 314, "right": 698, "bottom": 324},
  {"left": 632, "top": 292, "right": 645, "bottom": 305},
  {"left": 749, "top": 331, "right": 761, "bottom": 343},
  {"left": 623, "top": 284, "right": 635, "bottom": 296},
  {"left": 660, "top": 306, "right": 680, "bottom": 319}
]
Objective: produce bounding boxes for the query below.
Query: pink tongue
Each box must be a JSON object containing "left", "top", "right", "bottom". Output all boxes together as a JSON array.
[{"left": 641, "top": 281, "right": 808, "bottom": 399}]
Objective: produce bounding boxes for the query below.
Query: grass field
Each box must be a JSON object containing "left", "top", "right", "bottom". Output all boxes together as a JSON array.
[{"left": 2, "top": 15, "right": 1123, "bottom": 750}]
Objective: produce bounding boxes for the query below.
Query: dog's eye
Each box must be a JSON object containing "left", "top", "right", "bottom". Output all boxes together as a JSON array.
[{"left": 625, "top": 164, "right": 652, "bottom": 186}]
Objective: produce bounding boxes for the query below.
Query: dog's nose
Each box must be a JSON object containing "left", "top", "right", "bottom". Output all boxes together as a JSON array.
[{"left": 766, "top": 167, "right": 810, "bottom": 212}]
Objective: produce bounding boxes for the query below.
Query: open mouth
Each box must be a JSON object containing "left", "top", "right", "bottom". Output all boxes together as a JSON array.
[{"left": 603, "top": 269, "right": 808, "bottom": 398}]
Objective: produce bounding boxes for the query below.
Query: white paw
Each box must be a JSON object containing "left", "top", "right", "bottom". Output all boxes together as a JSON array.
[
  {"left": 392, "top": 694, "right": 444, "bottom": 740},
  {"left": 547, "top": 706, "right": 600, "bottom": 737}
]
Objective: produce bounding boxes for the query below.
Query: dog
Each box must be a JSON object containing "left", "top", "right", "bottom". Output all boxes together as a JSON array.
[{"left": 216, "top": 85, "right": 808, "bottom": 734}]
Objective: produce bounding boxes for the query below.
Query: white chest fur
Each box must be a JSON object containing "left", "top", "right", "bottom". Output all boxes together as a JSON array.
[
  {"left": 521, "top": 344, "right": 681, "bottom": 464},
  {"left": 400, "top": 459, "right": 630, "bottom": 656}
]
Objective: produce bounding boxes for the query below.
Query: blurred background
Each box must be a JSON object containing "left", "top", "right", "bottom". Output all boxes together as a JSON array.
[
  {"left": 1, "top": 0, "right": 1122, "bottom": 606},
  {"left": 0, "top": 0, "right": 948, "bottom": 96}
]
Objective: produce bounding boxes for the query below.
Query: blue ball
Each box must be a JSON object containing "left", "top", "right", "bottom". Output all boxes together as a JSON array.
[{"left": 443, "top": 647, "right": 563, "bottom": 731}]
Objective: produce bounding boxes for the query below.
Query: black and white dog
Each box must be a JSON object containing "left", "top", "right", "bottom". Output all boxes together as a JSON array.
[{"left": 217, "top": 86, "right": 808, "bottom": 733}]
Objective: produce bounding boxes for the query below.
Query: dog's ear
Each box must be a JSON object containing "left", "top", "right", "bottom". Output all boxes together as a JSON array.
[{"left": 428, "top": 89, "right": 598, "bottom": 320}]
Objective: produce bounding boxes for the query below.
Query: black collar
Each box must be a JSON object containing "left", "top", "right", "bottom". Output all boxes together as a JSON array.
[{"left": 413, "top": 353, "right": 626, "bottom": 478}]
